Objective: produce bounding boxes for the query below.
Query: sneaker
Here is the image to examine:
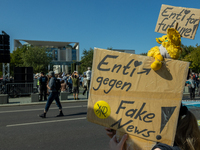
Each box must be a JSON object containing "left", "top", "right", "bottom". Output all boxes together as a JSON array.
[
  {"left": 39, "top": 113, "right": 46, "bottom": 118},
  {"left": 56, "top": 111, "right": 64, "bottom": 117},
  {"left": 77, "top": 98, "right": 79, "bottom": 100},
  {"left": 74, "top": 98, "right": 76, "bottom": 100}
]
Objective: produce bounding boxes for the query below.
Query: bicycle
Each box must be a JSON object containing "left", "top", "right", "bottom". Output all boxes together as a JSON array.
[{"left": 8, "top": 84, "right": 21, "bottom": 98}]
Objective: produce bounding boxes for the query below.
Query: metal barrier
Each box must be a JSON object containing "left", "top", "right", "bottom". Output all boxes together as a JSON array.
[
  {"left": 5, "top": 82, "right": 34, "bottom": 98},
  {"left": 0, "top": 82, "right": 6, "bottom": 94},
  {"left": 0, "top": 82, "right": 2, "bottom": 89}
]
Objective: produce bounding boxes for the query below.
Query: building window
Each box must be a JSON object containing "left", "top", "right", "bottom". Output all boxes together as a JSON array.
[
  {"left": 48, "top": 48, "right": 58, "bottom": 60},
  {"left": 72, "top": 49, "right": 76, "bottom": 61}
]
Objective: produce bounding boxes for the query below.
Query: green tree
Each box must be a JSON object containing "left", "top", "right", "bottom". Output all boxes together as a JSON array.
[
  {"left": 140, "top": 53, "right": 147, "bottom": 56},
  {"left": 79, "top": 48, "right": 94, "bottom": 74},
  {"left": 10, "top": 46, "right": 27, "bottom": 67},
  {"left": 9, "top": 46, "right": 28, "bottom": 76},
  {"left": 20, "top": 46, "right": 52, "bottom": 73},
  {"left": 182, "top": 45, "right": 200, "bottom": 73},
  {"left": 179, "top": 44, "right": 195, "bottom": 60}
]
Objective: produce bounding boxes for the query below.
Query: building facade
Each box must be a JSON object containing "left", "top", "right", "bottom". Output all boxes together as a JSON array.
[{"left": 14, "top": 39, "right": 80, "bottom": 73}]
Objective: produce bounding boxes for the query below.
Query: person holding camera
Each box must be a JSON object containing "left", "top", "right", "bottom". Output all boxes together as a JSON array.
[{"left": 71, "top": 71, "right": 80, "bottom": 100}]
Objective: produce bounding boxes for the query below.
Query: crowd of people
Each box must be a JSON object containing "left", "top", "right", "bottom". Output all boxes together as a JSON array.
[
  {"left": 35, "top": 67, "right": 91, "bottom": 118},
  {"left": 33, "top": 67, "right": 92, "bottom": 101},
  {"left": 3, "top": 68, "right": 200, "bottom": 149}
]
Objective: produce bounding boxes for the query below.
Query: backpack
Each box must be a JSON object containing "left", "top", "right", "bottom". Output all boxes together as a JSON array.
[{"left": 55, "top": 79, "right": 61, "bottom": 92}]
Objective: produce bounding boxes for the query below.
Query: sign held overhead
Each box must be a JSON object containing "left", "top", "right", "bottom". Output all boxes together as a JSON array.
[{"left": 155, "top": 4, "right": 200, "bottom": 39}]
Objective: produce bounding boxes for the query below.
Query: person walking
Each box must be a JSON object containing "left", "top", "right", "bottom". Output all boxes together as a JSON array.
[
  {"left": 67, "top": 74, "right": 72, "bottom": 93},
  {"left": 186, "top": 76, "right": 196, "bottom": 100},
  {"left": 39, "top": 71, "right": 64, "bottom": 118},
  {"left": 82, "top": 75, "right": 87, "bottom": 95},
  {"left": 86, "top": 67, "right": 92, "bottom": 91},
  {"left": 198, "top": 73, "right": 200, "bottom": 96},
  {"left": 71, "top": 72, "right": 79, "bottom": 100},
  {"left": 39, "top": 72, "right": 48, "bottom": 101}
]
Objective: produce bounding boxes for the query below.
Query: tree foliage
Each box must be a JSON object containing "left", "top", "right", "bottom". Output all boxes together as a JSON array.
[
  {"left": 79, "top": 48, "right": 94, "bottom": 74},
  {"left": 181, "top": 45, "right": 200, "bottom": 73},
  {"left": 21, "top": 46, "right": 52, "bottom": 73},
  {"left": 10, "top": 46, "right": 27, "bottom": 66},
  {"left": 140, "top": 53, "right": 147, "bottom": 56},
  {"left": 179, "top": 44, "right": 195, "bottom": 60},
  {"left": 10, "top": 46, "right": 52, "bottom": 74}
]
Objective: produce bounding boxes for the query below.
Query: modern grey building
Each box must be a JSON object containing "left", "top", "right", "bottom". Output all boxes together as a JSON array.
[{"left": 14, "top": 39, "right": 80, "bottom": 73}]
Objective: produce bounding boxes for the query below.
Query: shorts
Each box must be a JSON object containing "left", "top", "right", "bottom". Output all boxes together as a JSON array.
[{"left": 73, "top": 87, "right": 79, "bottom": 93}]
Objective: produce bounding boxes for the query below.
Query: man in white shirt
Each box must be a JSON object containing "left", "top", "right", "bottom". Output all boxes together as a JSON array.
[{"left": 86, "top": 67, "right": 92, "bottom": 91}]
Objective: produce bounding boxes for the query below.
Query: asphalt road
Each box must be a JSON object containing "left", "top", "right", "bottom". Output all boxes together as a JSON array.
[{"left": 0, "top": 102, "right": 110, "bottom": 150}]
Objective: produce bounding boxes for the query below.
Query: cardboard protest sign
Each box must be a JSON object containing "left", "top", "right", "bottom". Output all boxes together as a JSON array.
[
  {"left": 155, "top": 4, "right": 200, "bottom": 39},
  {"left": 87, "top": 48, "right": 189, "bottom": 148}
]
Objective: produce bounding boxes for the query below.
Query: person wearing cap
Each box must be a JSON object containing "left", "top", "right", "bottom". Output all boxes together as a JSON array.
[
  {"left": 39, "top": 71, "right": 64, "bottom": 118},
  {"left": 86, "top": 67, "right": 92, "bottom": 91}
]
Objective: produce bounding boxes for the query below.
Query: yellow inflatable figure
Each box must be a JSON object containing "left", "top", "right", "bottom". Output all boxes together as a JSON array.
[{"left": 148, "top": 28, "right": 182, "bottom": 71}]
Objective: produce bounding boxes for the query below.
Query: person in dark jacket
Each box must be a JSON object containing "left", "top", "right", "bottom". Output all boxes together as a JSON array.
[
  {"left": 39, "top": 72, "right": 48, "bottom": 101},
  {"left": 39, "top": 71, "right": 64, "bottom": 118}
]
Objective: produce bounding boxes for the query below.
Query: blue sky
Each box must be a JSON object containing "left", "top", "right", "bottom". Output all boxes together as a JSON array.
[{"left": 1, "top": 0, "right": 200, "bottom": 59}]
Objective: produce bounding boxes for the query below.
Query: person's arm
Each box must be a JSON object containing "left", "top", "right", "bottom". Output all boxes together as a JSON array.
[
  {"left": 47, "top": 84, "right": 50, "bottom": 90},
  {"left": 105, "top": 128, "right": 116, "bottom": 138},
  {"left": 109, "top": 134, "right": 127, "bottom": 150},
  {"left": 47, "top": 78, "right": 54, "bottom": 90},
  {"left": 71, "top": 72, "right": 74, "bottom": 78},
  {"left": 186, "top": 81, "right": 190, "bottom": 87}
]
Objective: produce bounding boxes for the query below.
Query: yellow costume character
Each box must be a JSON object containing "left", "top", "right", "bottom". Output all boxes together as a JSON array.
[{"left": 148, "top": 28, "right": 182, "bottom": 71}]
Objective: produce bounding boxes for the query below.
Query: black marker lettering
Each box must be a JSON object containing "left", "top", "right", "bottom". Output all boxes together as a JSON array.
[
  {"left": 110, "top": 118, "right": 133, "bottom": 129},
  {"left": 103, "top": 78, "right": 109, "bottom": 85},
  {"left": 134, "top": 127, "right": 147, "bottom": 134},
  {"left": 126, "top": 125, "right": 134, "bottom": 132},
  {"left": 97, "top": 55, "right": 118, "bottom": 71},
  {"left": 121, "top": 82, "right": 132, "bottom": 92},
  {"left": 143, "top": 113, "right": 155, "bottom": 123},
  {"left": 116, "top": 81, "right": 123, "bottom": 88},
  {"left": 93, "top": 77, "right": 103, "bottom": 91},
  {"left": 123, "top": 59, "right": 134, "bottom": 75},
  {"left": 142, "top": 131, "right": 155, "bottom": 137},
  {"left": 116, "top": 100, "right": 134, "bottom": 114},
  {"left": 134, "top": 103, "right": 147, "bottom": 121},
  {"left": 111, "top": 64, "right": 122, "bottom": 73},
  {"left": 104, "top": 79, "right": 117, "bottom": 94},
  {"left": 161, "top": 7, "right": 173, "bottom": 17},
  {"left": 125, "top": 109, "right": 138, "bottom": 118},
  {"left": 157, "top": 18, "right": 168, "bottom": 32},
  {"left": 176, "top": 9, "right": 185, "bottom": 20}
]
